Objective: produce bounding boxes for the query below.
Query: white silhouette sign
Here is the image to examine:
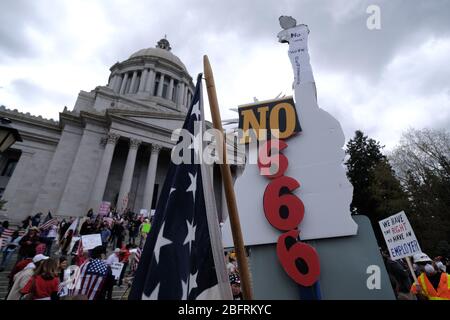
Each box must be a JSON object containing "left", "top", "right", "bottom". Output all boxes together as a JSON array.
[{"left": 222, "top": 18, "right": 358, "bottom": 247}]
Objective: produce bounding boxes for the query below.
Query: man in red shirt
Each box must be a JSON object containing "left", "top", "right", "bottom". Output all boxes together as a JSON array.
[{"left": 118, "top": 244, "right": 131, "bottom": 286}]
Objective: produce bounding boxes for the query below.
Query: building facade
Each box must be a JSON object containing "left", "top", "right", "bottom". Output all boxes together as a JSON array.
[{"left": 0, "top": 38, "right": 225, "bottom": 222}]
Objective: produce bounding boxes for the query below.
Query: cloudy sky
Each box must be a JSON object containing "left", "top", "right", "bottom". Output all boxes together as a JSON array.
[{"left": 0, "top": 0, "right": 449, "bottom": 150}]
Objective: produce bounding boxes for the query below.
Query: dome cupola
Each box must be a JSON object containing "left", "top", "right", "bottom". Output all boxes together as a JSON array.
[{"left": 107, "top": 37, "right": 194, "bottom": 112}]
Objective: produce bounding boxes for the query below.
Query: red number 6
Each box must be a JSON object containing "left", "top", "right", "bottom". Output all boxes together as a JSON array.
[
  {"left": 277, "top": 230, "right": 320, "bottom": 286},
  {"left": 263, "top": 176, "right": 305, "bottom": 231}
]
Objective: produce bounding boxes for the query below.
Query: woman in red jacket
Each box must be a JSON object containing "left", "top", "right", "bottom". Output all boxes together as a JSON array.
[{"left": 21, "top": 258, "right": 60, "bottom": 300}]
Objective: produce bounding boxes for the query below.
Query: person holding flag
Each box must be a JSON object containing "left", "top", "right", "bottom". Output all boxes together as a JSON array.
[
  {"left": 67, "top": 245, "right": 110, "bottom": 300},
  {"left": 129, "top": 73, "right": 232, "bottom": 300}
]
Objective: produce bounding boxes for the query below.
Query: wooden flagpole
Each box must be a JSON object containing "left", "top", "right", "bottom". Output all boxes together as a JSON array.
[{"left": 203, "top": 55, "right": 253, "bottom": 300}]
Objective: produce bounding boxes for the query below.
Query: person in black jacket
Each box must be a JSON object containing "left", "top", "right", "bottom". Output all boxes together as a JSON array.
[{"left": 18, "top": 228, "right": 40, "bottom": 261}]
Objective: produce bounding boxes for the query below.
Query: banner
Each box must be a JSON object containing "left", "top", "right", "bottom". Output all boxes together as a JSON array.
[
  {"left": 81, "top": 234, "right": 103, "bottom": 250},
  {"left": 379, "top": 211, "right": 422, "bottom": 260}
]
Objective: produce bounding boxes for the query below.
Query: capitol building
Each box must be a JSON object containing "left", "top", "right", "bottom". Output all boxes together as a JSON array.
[{"left": 0, "top": 38, "right": 227, "bottom": 222}]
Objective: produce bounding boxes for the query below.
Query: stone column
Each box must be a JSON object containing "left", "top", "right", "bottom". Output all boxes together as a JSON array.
[
  {"left": 129, "top": 71, "right": 138, "bottom": 94},
  {"left": 117, "top": 138, "right": 141, "bottom": 212},
  {"left": 138, "top": 69, "right": 149, "bottom": 93},
  {"left": 157, "top": 73, "right": 165, "bottom": 97},
  {"left": 142, "top": 144, "right": 161, "bottom": 212},
  {"left": 120, "top": 73, "right": 129, "bottom": 94},
  {"left": 145, "top": 69, "right": 155, "bottom": 93},
  {"left": 168, "top": 78, "right": 174, "bottom": 101},
  {"left": 184, "top": 86, "right": 189, "bottom": 107},
  {"left": 89, "top": 133, "right": 120, "bottom": 212},
  {"left": 177, "top": 82, "right": 185, "bottom": 109},
  {"left": 114, "top": 75, "right": 123, "bottom": 93}
]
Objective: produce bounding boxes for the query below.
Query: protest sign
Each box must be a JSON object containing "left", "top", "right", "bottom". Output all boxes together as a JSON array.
[
  {"left": 140, "top": 209, "right": 149, "bottom": 217},
  {"left": 98, "top": 201, "right": 111, "bottom": 217},
  {"left": 379, "top": 211, "right": 421, "bottom": 260},
  {"left": 81, "top": 234, "right": 102, "bottom": 250},
  {"left": 111, "top": 262, "right": 124, "bottom": 280}
]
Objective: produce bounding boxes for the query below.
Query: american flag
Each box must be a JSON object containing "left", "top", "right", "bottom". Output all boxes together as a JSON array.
[
  {"left": 0, "top": 229, "right": 25, "bottom": 249},
  {"left": 68, "top": 258, "right": 109, "bottom": 300},
  {"left": 131, "top": 247, "right": 142, "bottom": 273},
  {"left": 39, "top": 218, "right": 58, "bottom": 231},
  {"left": 129, "top": 74, "right": 231, "bottom": 300}
]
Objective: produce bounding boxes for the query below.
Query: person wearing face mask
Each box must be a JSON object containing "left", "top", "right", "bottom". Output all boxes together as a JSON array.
[{"left": 410, "top": 253, "right": 450, "bottom": 300}]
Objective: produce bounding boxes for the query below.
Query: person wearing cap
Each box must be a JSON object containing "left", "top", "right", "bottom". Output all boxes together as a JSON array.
[
  {"left": 410, "top": 252, "right": 450, "bottom": 300},
  {"left": 20, "top": 257, "right": 60, "bottom": 300},
  {"left": 229, "top": 273, "right": 242, "bottom": 300},
  {"left": 105, "top": 247, "right": 121, "bottom": 266},
  {"left": 7, "top": 254, "right": 48, "bottom": 300}
]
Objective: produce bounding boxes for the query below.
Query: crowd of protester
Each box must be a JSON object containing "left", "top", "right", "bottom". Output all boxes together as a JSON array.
[
  {"left": 0, "top": 208, "right": 149, "bottom": 300},
  {"left": 381, "top": 249, "right": 450, "bottom": 300},
  {"left": 3, "top": 210, "right": 448, "bottom": 300}
]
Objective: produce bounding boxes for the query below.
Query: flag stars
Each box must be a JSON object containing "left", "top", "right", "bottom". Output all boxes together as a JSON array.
[
  {"left": 186, "top": 172, "right": 197, "bottom": 202},
  {"left": 188, "top": 271, "right": 198, "bottom": 296},
  {"left": 142, "top": 283, "right": 160, "bottom": 300},
  {"left": 191, "top": 101, "right": 201, "bottom": 120},
  {"left": 181, "top": 279, "right": 188, "bottom": 300},
  {"left": 188, "top": 128, "right": 202, "bottom": 155},
  {"left": 153, "top": 222, "right": 173, "bottom": 264},
  {"left": 183, "top": 219, "right": 196, "bottom": 253}
]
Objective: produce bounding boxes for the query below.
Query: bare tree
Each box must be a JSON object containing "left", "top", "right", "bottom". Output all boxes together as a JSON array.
[{"left": 390, "top": 128, "right": 450, "bottom": 184}]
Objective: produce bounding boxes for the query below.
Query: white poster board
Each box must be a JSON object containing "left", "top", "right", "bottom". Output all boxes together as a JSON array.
[
  {"left": 111, "top": 262, "right": 124, "bottom": 280},
  {"left": 140, "top": 209, "right": 149, "bottom": 218},
  {"left": 379, "top": 211, "right": 422, "bottom": 260},
  {"left": 222, "top": 32, "right": 359, "bottom": 246},
  {"left": 81, "top": 234, "right": 103, "bottom": 250}
]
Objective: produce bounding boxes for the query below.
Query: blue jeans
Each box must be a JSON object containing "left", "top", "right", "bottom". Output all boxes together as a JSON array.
[{"left": 1, "top": 248, "right": 15, "bottom": 268}]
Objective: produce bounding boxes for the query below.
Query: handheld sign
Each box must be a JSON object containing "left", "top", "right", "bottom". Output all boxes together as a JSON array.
[
  {"left": 81, "top": 234, "right": 103, "bottom": 250},
  {"left": 98, "top": 201, "right": 111, "bottom": 217},
  {"left": 111, "top": 262, "right": 124, "bottom": 280},
  {"left": 140, "top": 209, "right": 149, "bottom": 217},
  {"left": 379, "top": 211, "right": 422, "bottom": 260}
]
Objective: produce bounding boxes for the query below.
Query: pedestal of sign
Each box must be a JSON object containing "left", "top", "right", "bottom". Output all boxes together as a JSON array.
[{"left": 248, "top": 215, "right": 396, "bottom": 300}]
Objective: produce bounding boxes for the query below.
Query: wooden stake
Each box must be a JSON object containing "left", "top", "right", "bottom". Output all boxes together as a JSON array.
[
  {"left": 203, "top": 55, "right": 253, "bottom": 300},
  {"left": 405, "top": 256, "right": 419, "bottom": 286}
]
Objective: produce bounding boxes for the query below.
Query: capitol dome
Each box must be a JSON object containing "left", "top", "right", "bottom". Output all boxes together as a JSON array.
[{"left": 107, "top": 37, "right": 194, "bottom": 112}]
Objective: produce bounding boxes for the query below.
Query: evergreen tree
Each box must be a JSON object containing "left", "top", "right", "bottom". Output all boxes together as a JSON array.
[{"left": 345, "top": 130, "right": 410, "bottom": 243}]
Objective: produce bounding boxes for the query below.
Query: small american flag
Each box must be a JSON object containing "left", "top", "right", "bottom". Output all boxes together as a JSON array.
[
  {"left": 0, "top": 229, "right": 25, "bottom": 249},
  {"left": 68, "top": 258, "right": 109, "bottom": 300},
  {"left": 131, "top": 248, "right": 142, "bottom": 273},
  {"left": 39, "top": 218, "right": 58, "bottom": 231}
]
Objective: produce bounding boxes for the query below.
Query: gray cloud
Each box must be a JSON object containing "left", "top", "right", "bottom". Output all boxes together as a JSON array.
[
  {"left": 0, "top": 0, "right": 66, "bottom": 62},
  {"left": 0, "top": 0, "right": 449, "bottom": 149}
]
